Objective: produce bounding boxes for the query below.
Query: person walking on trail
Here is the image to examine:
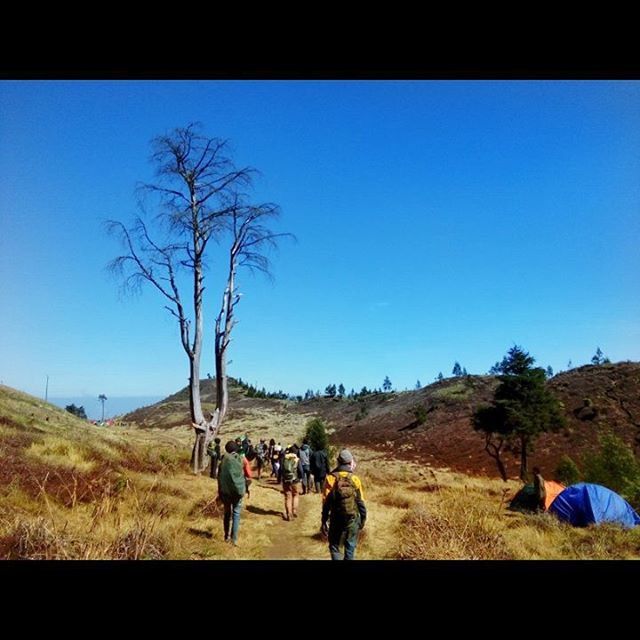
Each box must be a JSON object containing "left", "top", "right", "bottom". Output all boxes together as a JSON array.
[
  {"left": 207, "top": 437, "right": 222, "bottom": 479},
  {"left": 310, "top": 446, "right": 330, "bottom": 494},
  {"left": 217, "top": 441, "right": 246, "bottom": 546},
  {"left": 321, "top": 449, "right": 367, "bottom": 560},
  {"left": 282, "top": 446, "right": 303, "bottom": 521},
  {"left": 271, "top": 443, "right": 282, "bottom": 479},
  {"left": 255, "top": 438, "right": 268, "bottom": 480},
  {"left": 532, "top": 466, "right": 546, "bottom": 512},
  {"left": 237, "top": 444, "right": 253, "bottom": 499},
  {"left": 298, "top": 440, "right": 312, "bottom": 494}
]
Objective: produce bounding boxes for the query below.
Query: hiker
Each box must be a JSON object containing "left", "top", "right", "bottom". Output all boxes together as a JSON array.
[
  {"left": 298, "top": 440, "right": 312, "bottom": 494},
  {"left": 276, "top": 445, "right": 286, "bottom": 484},
  {"left": 321, "top": 449, "right": 367, "bottom": 560},
  {"left": 281, "top": 446, "right": 303, "bottom": 521},
  {"left": 237, "top": 444, "right": 253, "bottom": 498},
  {"left": 256, "top": 438, "right": 268, "bottom": 479},
  {"left": 267, "top": 438, "right": 276, "bottom": 469},
  {"left": 217, "top": 441, "right": 246, "bottom": 545},
  {"left": 207, "top": 437, "right": 222, "bottom": 479},
  {"left": 271, "top": 443, "right": 282, "bottom": 478},
  {"left": 532, "top": 466, "right": 546, "bottom": 512},
  {"left": 310, "top": 446, "right": 330, "bottom": 494}
]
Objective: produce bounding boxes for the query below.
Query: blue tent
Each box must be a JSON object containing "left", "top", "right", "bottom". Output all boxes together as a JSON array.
[{"left": 549, "top": 483, "right": 640, "bottom": 528}]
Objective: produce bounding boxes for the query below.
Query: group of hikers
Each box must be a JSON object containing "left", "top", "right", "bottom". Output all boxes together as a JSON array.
[{"left": 204, "top": 433, "right": 366, "bottom": 560}]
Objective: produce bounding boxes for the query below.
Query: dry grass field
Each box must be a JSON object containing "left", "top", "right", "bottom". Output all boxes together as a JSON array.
[{"left": 2, "top": 384, "right": 639, "bottom": 560}]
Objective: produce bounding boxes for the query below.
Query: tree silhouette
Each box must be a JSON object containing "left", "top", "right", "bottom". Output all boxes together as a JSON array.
[
  {"left": 383, "top": 376, "right": 392, "bottom": 392},
  {"left": 452, "top": 362, "right": 462, "bottom": 377},
  {"left": 107, "top": 123, "right": 292, "bottom": 474},
  {"left": 66, "top": 404, "right": 87, "bottom": 420},
  {"left": 98, "top": 394, "right": 107, "bottom": 422},
  {"left": 473, "top": 345, "right": 565, "bottom": 480}
]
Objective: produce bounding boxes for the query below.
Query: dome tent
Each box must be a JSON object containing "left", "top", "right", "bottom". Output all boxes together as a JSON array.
[
  {"left": 509, "top": 480, "right": 565, "bottom": 512},
  {"left": 549, "top": 483, "right": 640, "bottom": 528}
]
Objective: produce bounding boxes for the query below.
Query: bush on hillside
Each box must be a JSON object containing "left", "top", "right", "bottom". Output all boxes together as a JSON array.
[
  {"left": 555, "top": 455, "right": 582, "bottom": 486},
  {"left": 583, "top": 431, "right": 640, "bottom": 509},
  {"left": 305, "top": 418, "right": 329, "bottom": 452},
  {"left": 412, "top": 405, "right": 428, "bottom": 425}
]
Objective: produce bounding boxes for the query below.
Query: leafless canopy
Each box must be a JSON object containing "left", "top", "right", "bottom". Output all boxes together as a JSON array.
[{"left": 105, "top": 123, "right": 293, "bottom": 464}]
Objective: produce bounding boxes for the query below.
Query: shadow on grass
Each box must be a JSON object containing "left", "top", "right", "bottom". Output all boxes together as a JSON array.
[
  {"left": 188, "top": 527, "right": 213, "bottom": 539},
  {"left": 246, "top": 505, "right": 282, "bottom": 517}
]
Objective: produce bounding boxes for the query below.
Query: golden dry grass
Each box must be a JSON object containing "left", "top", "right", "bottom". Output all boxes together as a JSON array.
[{"left": 2, "top": 384, "right": 640, "bottom": 560}]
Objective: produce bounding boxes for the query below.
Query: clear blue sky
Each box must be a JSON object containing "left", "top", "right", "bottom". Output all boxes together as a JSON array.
[{"left": 1, "top": 81, "right": 639, "bottom": 402}]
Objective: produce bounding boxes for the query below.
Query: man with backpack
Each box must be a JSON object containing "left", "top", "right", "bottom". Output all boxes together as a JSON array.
[
  {"left": 217, "top": 440, "right": 247, "bottom": 546},
  {"left": 321, "top": 449, "right": 367, "bottom": 560},
  {"left": 281, "top": 446, "right": 303, "bottom": 521},
  {"left": 255, "top": 438, "right": 268, "bottom": 480}
]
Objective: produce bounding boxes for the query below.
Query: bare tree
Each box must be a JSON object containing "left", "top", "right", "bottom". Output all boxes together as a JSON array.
[
  {"left": 106, "top": 123, "right": 289, "bottom": 473},
  {"left": 213, "top": 203, "right": 292, "bottom": 425}
]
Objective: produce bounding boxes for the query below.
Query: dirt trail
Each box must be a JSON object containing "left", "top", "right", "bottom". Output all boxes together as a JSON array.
[{"left": 249, "top": 477, "right": 329, "bottom": 560}]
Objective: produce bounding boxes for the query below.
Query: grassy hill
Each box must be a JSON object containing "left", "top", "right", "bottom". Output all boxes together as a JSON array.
[
  {"left": 122, "top": 377, "right": 289, "bottom": 429},
  {"left": 326, "top": 362, "right": 640, "bottom": 480},
  {"left": 125, "top": 363, "right": 640, "bottom": 482}
]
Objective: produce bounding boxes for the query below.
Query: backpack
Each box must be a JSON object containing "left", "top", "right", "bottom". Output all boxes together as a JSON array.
[
  {"left": 331, "top": 473, "right": 358, "bottom": 518},
  {"left": 282, "top": 456, "right": 298, "bottom": 482}
]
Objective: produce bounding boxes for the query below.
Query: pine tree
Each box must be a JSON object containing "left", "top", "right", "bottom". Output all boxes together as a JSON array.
[
  {"left": 546, "top": 366, "right": 554, "bottom": 378},
  {"left": 383, "top": 376, "right": 392, "bottom": 392},
  {"left": 415, "top": 380, "right": 421, "bottom": 390},
  {"left": 473, "top": 345, "right": 565, "bottom": 480},
  {"left": 452, "top": 362, "right": 462, "bottom": 377},
  {"left": 437, "top": 372, "right": 444, "bottom": 382},
  {"left": 338, "top": 383, "right": 345, "bottom": 398},
  {"left": 324, "top": 384, "right": 337, "bottom": 398}
]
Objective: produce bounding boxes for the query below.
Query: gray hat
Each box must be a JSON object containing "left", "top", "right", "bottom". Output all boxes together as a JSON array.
[{"left": 337, "top": 449, "right": 353, "bottom": 465}]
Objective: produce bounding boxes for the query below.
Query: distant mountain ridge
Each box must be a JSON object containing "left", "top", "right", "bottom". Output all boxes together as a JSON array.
[{"left": 50, "top": 396, "right": 163, "bottom": 421}]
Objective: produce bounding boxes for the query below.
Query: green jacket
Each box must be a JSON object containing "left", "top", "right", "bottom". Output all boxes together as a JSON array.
[{"left": 217, "top": 452, "right": 246, "bottom": 501}]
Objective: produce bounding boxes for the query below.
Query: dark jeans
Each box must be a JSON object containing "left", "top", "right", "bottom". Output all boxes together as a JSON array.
[
  {"left": 314, "top": 475, "right": 326, "bottom": 494},
  {"left": 328, "top": 516, "right": 361, "bottom": 560},
  {"left": 209, "top": 454, "right": 219, "bottom": 479},
  {"left": 221, "top": 496, "right": 243, "bottom": 544},
  {"left": 301, "top": 465, "right": 311, "bottom": 492}
]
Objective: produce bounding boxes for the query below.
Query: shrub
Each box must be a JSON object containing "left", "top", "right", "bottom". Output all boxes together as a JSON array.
[
  {"left": 305, "top": 418, "right": 329, "bottom": 452},
  {"left": 583, "top": 431, "right": 640, "bottom": 507},
  {"left": 412, "top": 405, "right": 428, "bottom": 425},
  {"left": 555, "top": 455, "right": 581, "bottom": 486}
]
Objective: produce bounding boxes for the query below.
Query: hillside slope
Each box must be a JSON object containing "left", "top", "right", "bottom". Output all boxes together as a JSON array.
[
  {"left": 122, "top": 378, "right": 289, "bottom": 428},
  {"left": 119, "top": 363, "right": 640, "bottom": 481},
  {"left": 328, "top": 362, "right": 640, "bottom": 479}
]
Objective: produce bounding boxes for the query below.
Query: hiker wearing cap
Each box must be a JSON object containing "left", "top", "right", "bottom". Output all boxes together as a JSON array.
[
  {"left": 321, "top": 449, "right": 367, "bottom": 560},
  {"left": 217, "top": 440, "right": 246, "bottom": 546}
]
